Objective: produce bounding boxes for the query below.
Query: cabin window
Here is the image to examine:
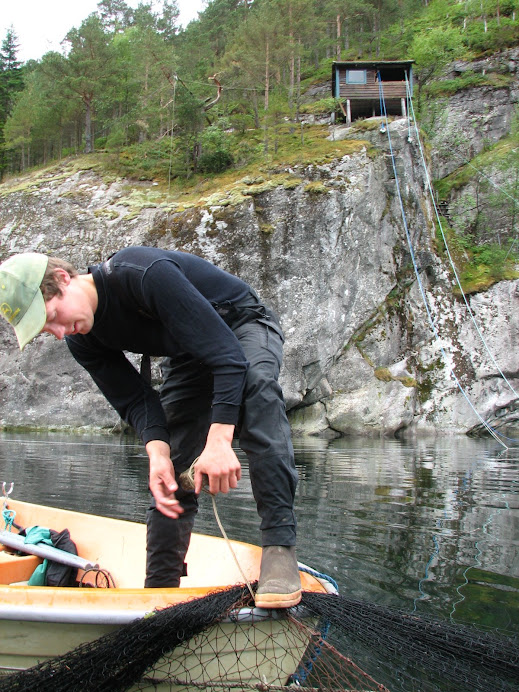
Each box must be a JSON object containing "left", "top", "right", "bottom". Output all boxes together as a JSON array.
[{"left": 345, "top": 70, "right": 366, "bottom": 85}]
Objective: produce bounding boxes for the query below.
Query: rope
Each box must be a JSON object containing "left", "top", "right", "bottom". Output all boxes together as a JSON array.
[
  {"left": 378, "top": 74, "right": 508, "bottom": 449},
  {"left": 179, "top": 459, "right": 256, "bottom": 601},
  {"left": 2, "top": 482, "right": 17, "bottom": 531},
  {"left": 79, "top": 567, "right": 117, "bottom": 589},
  {"left": 2, "top": 508, "right": 16, "bottom": 532},
  {"left": 298, "top": 565, "right": 339, "bottom": 593},
  {"left": 405, "top": 75, "right": 519, "bottom": 407}
]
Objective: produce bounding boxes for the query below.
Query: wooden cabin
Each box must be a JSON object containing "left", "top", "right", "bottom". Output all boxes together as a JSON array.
[{"left": 332, "top": 61, "right": 414, "bottom": 125}]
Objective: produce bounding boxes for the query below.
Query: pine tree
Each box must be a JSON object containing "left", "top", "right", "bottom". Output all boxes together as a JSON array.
[
  {"left": 0, "top": 27, "right": 23, "bottom": 178},
  {"left": 59, "top": 14, "right": 115, "bottom": 153}
]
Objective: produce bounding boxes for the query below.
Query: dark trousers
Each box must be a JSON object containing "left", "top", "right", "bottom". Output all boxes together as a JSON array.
[{"left": 145, "top": 318, "right": 298, "bottom": 588}]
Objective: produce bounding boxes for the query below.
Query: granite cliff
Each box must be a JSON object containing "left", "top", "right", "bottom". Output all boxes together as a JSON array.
[{"left": 1, "top": 51, "right": 518, "bottom": 440}]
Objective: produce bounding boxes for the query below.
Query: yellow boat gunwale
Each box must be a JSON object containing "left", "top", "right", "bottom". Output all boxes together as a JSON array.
[{"left": 0, "top": 499, "right": 328, "bottom": 624}]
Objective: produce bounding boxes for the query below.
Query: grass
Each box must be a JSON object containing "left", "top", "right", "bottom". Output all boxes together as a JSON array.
[
  {"left": 434, "top": 134, "right": 519, "bottom": 200},
  {"left": 435, "top": 222, "right": 519, "bottom": 294},
  {"left": 425, "top": 71, "right": 513, "bottom": 98},
  {"left": 98, "top": 123, "right": 368, "bottom": 205},
  {"left": 0, "top": 122, "right": 370, "bottom": 215}
]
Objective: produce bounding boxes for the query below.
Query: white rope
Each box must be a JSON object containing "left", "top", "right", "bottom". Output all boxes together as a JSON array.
[
  {"left": 405, "top": 74, "right": 519, "bottom": 404},
  {"left": 451, "top": 149, "right": 519, "bottom": 208},
  {"left": 180, "top": 459, "right": 256, "bottom": 600},
  {"left": 378, "top": 75, "right": 508, "bottom": 449}
]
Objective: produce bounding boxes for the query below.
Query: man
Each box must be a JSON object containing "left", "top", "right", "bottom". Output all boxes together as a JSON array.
[{"left": 0, "top": 247, "right": 301, "bottom": 608}]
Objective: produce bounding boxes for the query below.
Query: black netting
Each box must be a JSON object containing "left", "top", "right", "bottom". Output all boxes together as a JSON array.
[
  {"left": 1, "top": 589, "right": 518, "bottom": 692},
  {"left": 300, "top": 592, "right": 519, "bottom": 692}
]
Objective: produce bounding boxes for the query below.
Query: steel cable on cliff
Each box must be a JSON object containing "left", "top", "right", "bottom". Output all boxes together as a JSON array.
[
  {"left": 404, "top": 75, "right": 519, "bottom": 413},
  {"left": 378, "top": 74, "right": 508, "bottom": 449}
]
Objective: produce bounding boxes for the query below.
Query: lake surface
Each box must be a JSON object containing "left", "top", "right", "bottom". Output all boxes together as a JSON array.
[{"left": 0, "top": 431, "right": 518, "bottom": 685}]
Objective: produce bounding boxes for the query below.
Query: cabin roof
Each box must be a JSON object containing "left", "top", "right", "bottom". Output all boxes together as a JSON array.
[
  {"left": 332, "top": 60, "right": 414, "bottom": 76},
  {"left": 332, "top": 60, "right": 415, "bottom": 68}
]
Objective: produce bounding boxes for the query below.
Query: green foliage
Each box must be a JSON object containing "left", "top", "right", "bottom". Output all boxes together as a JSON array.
[
  {"left": 456, "top": 243, "right": 519, "bottom": 293},
  {"left": 299, "top": 97, "right": 341, "bottom": 116},
  {"left": 425, "top": 71, "right": 513, "bottom": 97},
  {"left": 197, "top": 121, "right": 235, "bottom": 173},
  {"left": 435, "top": 133, "right": 519, "bottom": 200},
  {"left": 431, "top": 118, "right": 519, "bottom": 295},
  {"left": 0, "top": 27, "right": 24, "bottom": 177},
  {"left": 435, "top": 219, "right": 519, "bottom": 294},
  {"left": 198, "top": 149, "right": 234, "bottom": 173},
  {"left": 107, "top": 138, "right": 178, "bottom": 180},
  {"left": 410, "top": 25, "right": 465, "bottom": 87},
  {"left": 464, "top": 17, "right": 519, "bottom": 53},
  {"left": 1, "top": 0, "right": 518, "bottom": 181}
]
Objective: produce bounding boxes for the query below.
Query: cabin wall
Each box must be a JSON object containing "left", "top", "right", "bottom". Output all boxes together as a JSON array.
[
  {"left": 335, "top": 70, "right": 408, "bottom": 99},
  {"left": 333, "top": 65, "right": 413, "bottom": 101}
]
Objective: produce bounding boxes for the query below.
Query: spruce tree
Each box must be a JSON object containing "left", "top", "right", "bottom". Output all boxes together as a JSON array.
[{"left": 0, "top": 27, "right": 23, "bottom": 179}]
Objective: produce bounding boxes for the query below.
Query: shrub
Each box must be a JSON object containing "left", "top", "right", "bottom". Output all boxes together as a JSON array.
[{"left": 197, "top": 149, "right": 234, "bottom": 173}]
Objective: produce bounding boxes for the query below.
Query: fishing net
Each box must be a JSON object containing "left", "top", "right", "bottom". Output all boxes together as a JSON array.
[{"left": 1, "top": 587, "right": 518, "bottom": 692}]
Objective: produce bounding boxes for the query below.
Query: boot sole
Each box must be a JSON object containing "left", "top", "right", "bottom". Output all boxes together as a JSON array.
[{"left": 254, "top": 589, "right": 302, "bottom": 609}]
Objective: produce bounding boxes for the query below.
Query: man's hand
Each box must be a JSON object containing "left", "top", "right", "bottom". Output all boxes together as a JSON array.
[
  {"left": 146, "top": 440, "right": 184, "bottom": 519},
  {"left": 194, "top": 423, "right": 241, "bottom": 495}
]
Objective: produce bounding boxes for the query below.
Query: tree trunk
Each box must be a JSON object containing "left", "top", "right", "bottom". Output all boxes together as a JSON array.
[
  {"left": 265, "top": 39, "right": 270, "bottom": 111},
  {"left": 336, "top": 15, "right": 341, "bottom": 60},
  {"left": 288, "top": 3, "right": 295, "bottom": 113},
  {"left": 296, "top": 41, "right": 301, "bottom": 122},
  {"left": 84, "top": 95, "right": 94, "bottom": 154},
  {"left": 252, "top": 89, "right": 260, "bottom": 129}
]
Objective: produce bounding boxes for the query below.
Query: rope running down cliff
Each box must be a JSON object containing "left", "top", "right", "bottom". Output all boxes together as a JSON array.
[{"left": 378, "top": 74, "right": 508, "bottom": 449}]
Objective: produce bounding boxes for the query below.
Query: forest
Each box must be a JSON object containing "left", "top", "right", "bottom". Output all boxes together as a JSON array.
[{"left": 0, "top": 0, "right": 517, "bottom": 182}]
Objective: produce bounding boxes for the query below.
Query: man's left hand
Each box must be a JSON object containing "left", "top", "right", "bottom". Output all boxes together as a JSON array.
[{"left": 194, "top": 423, "right": 241, "bottom": 495}]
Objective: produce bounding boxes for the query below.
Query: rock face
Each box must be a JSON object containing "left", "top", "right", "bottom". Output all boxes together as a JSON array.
[
  {"left": 1, "top": 61, "right": 518, "bottom": 441},
  {"left": 422, "top": 47, "right": 519, "bottom": 180}
]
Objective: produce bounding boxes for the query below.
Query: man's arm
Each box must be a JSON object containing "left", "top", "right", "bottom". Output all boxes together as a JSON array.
[{"left": 66, "top": 337, "right": 171, "bottom": 446}]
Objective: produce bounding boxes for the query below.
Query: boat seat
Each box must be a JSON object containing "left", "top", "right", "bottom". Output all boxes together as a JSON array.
[{"left": 0, "top": 548, "right": 41, "bottom": 585}]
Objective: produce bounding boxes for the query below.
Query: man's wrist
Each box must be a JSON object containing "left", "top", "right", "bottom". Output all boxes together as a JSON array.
[
  {"left": 207, "top": 423, "right": 235, "bottom": 444},
  {"left": 146, "top": 439, "right": 171, "bottom": 462}
]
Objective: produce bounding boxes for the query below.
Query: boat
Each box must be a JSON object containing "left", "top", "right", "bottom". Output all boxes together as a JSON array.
[{"left": 0, "top": 497, "right": 335, "bottom": 690}]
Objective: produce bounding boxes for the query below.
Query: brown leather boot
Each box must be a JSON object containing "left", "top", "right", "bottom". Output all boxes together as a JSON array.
[{"left": 255, "top": 545, "right": 302, "bottom": 609}]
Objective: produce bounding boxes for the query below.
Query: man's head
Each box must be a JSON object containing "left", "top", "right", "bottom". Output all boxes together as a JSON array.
[{"left": 0, "top": 253, "right": 80, "bottom": 350}]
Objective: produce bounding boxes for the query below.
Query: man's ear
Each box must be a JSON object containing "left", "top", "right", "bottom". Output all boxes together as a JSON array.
[{"left": 53, "top": 268, "right": 71, "bottom": 286}]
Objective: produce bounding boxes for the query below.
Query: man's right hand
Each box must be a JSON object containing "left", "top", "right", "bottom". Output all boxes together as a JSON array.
[{"left": 146, "top": 440, "right": 184, "bottom": 519}]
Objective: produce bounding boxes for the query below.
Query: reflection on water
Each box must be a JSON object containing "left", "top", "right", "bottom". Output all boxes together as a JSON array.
[{"left": 0, "top": 431, "right": 518, "bottom": 634}]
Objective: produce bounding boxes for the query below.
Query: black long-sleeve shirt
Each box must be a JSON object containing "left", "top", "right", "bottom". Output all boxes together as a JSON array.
[{"left": 66, "top": 246, "right": 251, "bottom": 446}]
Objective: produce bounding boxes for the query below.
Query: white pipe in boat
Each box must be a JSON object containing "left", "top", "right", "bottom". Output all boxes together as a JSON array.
[
  {"left": 0, "top": 530, "right": 98, "bottom": 571},
  {"left": 0, "top": 604, "right": 146, "bottom": 625}
]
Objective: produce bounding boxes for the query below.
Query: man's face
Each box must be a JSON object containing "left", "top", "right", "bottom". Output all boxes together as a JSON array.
[{"left": 41, "top": 273, "right": 95, "bottom": 340}]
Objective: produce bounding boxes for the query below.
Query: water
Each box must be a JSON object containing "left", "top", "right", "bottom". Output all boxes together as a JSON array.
[{"left": 1, "top": 431, "right": 518, "bottom": 634}]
